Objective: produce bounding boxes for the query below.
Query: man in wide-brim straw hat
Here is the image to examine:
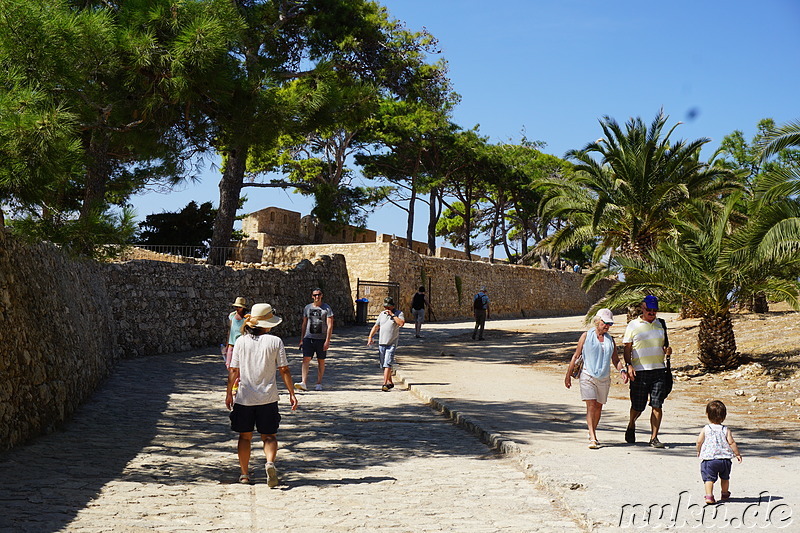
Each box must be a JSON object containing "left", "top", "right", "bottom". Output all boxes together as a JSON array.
[{"left": 226, "top": 303, "right": 298, "bottom": 487}]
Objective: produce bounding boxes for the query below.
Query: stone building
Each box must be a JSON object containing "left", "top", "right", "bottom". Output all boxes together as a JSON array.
[{"left": 239, "top": 206, "right": 478, "bottom": 260}]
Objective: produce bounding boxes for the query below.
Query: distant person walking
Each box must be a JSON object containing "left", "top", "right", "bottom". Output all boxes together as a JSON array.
[
  {"left": 225, "top": 297, "right": 248, "bottom": 368},
  {"left": 472, "top": 287, "right": 490, "bottom": 340},
  {"left": 367, "top": 296, "right": 405, "bottom": 392},
  {"left": 411, "top": 286, "right": 431, "bottom": 338},
  {"left": 622, "top": 295, "right": 672, "bottom": 448},
  {"left": 297, "top": 288, "right": 334, "bottom": 391},
  {"left": 696, "top": 400, "right": 742, "bottom": 504},
  {"left": 226, "top": 303, "right": 298, "bottom": 487},
  {"left": 565, "top": 309, "right": 626, "bottom": 448}
]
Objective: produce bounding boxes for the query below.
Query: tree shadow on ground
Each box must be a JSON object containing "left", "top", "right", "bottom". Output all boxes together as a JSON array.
[{"left": 0, "top": 331, "right": 518, "bottom": 531}]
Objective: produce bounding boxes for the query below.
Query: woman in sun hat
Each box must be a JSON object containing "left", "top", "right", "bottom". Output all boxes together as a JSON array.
[
  {"left": 225, "top": 296, "right": 248, "bottom": 368},
  {"left": 226, "top": 303, "right": 298, "bottom": 487},
  {"left": 565, "top": 308, "right": 627, "bottom": 449}
]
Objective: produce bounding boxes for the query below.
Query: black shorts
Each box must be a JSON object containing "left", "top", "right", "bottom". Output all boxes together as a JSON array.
[
  {"left": 229, "top": 402, "right": 281, "bottom": 434},
  {"left": 302, "top": 337, "right": 327, "bottom": 360},
  {"left": 630, "top": 369, "right": 670, "bottom": 411}
]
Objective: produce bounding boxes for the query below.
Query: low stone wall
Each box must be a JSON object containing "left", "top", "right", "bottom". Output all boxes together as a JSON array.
[
  {"left": 0, "top": 232, "right": 119, "bottom": 450},
  {"left": 0, "top": 231, "right": 353, "bottom": 450},
  {"left": 105, "top": 254, "right": 354, "bottom": 358}
]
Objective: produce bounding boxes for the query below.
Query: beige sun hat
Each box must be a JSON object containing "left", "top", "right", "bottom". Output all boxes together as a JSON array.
[
  {"left": 231, "top": 296, "right": 247, "bottom": 308},
  {"left": 246, "top": 303, "right": 282, "bottom": 328}
]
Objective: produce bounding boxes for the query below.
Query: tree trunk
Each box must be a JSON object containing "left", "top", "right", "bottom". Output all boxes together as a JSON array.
[
  {"left": 488, "top": 206, "right": 497, "bottom": 264},
  {"left": 697, "top": 311, "right": 741, "bottom": 370},
  {"left": 209, "top": 145, "right": 247, "bottom": 265},
  {"left": 746, "top": 292, "right": 769, "bottom": 313},
  {"left": 427, "top": 188, "right": 440, "bottom": 256},
  {"left": 79, "top": 129, "right": 112, "bottom": 222},
  {"left": 500, "top": 210, "right": 513, "bottom": 262},
  {"left": 679, "top": 300, "right": 703, "bottom": 319},
  {"left": 406, "top": 183, "right": 416, "bottom": 249}
]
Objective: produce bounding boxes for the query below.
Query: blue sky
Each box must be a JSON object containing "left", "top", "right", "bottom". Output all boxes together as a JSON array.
[{"left": 130, "top": 0, "right": 800, "bottom": 254}]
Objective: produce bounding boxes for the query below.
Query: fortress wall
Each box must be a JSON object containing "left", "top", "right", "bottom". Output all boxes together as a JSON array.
[
  {"left": 0, "top": 231, "right": 119, "bottom": 450},
  {"left": 0, "top": 231, "right": 352, "bottom": 449},
  {"left": 262, "top": 243, "right": 392, "bottom": 303},
  {"left": 264, "top": 243, "right": 614, "bottom": 322},
  {"left": 103, "top": 254, "right": 354, "bottom": 359},
  {"left": 389, "top": 245, "right": 614, "bottom": 320}
]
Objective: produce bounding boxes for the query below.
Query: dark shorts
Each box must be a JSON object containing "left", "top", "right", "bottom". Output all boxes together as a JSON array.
[
  {"left": 701, "top": 459, "right": 732, "bottom": 482},
  {"left": 630, "top": 368, "right": 670, "bottom": 411},
  {"left": 302, "top": 337, "right": 327, "bottom": 360},
  {"left": 229, "top": 402, "right": 281, "bottom": 435}
]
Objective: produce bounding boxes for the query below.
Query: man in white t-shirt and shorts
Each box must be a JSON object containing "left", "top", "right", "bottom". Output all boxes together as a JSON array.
[
  {"left": 226, "top": 303, "right": 298, "bottom": 486},
  {"left": 367, "top": 296, "right": 405, "bottom": 392}
]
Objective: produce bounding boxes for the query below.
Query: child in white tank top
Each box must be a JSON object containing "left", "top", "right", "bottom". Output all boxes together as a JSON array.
[{"left": 696, "top": 400, "right": 742, "bottom": 504}]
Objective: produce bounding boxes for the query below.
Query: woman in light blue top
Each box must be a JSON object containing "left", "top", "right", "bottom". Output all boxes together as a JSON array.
[
  {"left": 565, "top": 309, "right": 628, "bottom": 448},
  {"left": 226, "top": 297, "right": 248, "bottom": 369}
]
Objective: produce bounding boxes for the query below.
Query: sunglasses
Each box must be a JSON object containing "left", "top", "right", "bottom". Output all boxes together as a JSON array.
[
  {"left": 603, "top": 321, "right": 613, "bottom": 325},
  {"left": 312, "top": 293, "right": 322, "bottom": 297}
]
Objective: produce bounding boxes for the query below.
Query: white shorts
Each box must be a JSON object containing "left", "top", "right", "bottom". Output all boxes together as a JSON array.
[{"left": 579, "top": 373, "right": 611, "bottom": 404}]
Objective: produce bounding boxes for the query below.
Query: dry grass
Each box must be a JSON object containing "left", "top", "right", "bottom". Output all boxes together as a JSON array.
[{"left": 668, "top": 303, "right": 800, "bottom": 428}]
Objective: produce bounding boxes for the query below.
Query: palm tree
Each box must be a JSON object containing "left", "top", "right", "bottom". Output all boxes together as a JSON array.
[
  {"left": 539, "top": 111, "right": 739, "bottom": 268},
  {"left": 760, "top": 119, "right": 800, "bottom": 159},
  {"left": 589, "top": 196, "right": 800, "bottom": 370}
]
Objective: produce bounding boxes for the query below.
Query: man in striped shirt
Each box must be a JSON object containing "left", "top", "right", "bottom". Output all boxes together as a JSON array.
[{"left": 622, "top": 295, "right": 672, "bottom": 448}]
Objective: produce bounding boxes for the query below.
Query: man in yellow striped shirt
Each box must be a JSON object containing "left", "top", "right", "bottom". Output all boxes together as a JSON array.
[{"left": 622, "top": 295, "right": 672, "bottom": 448}]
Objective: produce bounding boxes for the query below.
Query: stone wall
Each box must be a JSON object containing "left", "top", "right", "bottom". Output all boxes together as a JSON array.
[
  {"left": 0, "top": 231, "right": 119, "bottom": 450},
  {"left": 263, "top": 243, "right": 392, "bottom": 302},
  {"left": 261, "top": 242, "right": 614, "bottom": 321},
  {"left": 105, "top": 255, "right": 354, "bottom": 358},
  {"left": 389, "top": 246, "right": 614, "bottom": 320},
  {"left": 0, "top": 231, "right": 353, "bottom": 450}
]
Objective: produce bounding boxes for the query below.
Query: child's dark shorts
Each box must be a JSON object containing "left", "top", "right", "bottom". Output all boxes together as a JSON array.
[
  {"left": 230, "top": 402, "right": 281, "bottom": 435},
  {"left": 701, "top": 458, "right": 732, "bottom": 482}
]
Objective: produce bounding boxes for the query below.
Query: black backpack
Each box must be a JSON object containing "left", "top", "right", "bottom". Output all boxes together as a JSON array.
[{"left": 473, "top": 294, "right": 485, "bottom": 311}]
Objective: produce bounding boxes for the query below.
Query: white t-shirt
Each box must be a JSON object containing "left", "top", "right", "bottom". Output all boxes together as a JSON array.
[
  {"left": 231, "top": 333, "right": 288, "bottom": 406},
  {"left": 375, "top": 309, "right": 404, "bottom": 345}
]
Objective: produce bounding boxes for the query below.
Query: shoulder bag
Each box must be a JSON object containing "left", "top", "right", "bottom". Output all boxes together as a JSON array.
[
  {"left": 659, "top": 317, "right": 673, "bottom": 396},
  {"left": 570, "top": 355, "right": 583, "bottom": 379}
]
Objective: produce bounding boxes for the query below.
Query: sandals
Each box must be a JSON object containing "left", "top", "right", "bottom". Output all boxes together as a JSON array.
[
  {"left": 588, "top": 440, "right": 600, "bottom": 449},
  {"left": 704, "top": 495, "right": 716, "bottom": 505},
  {"left": 239, "top": 473, "right": 251, "bottom": 484},
  {"left": 721, "top": 491, "right": 731, "bottom": 500}
]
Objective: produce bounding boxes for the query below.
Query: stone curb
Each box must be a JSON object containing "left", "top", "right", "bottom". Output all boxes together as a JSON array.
[{"left": 395, "top": 369, "right": 594, "bottom": 532}]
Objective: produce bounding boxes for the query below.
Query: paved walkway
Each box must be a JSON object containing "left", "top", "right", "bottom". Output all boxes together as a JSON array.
[
  {"left": 395, "top": 316, "right": 800, "bottom": 532},
  {"left": 0, "top": 324, "right": 578, "bottom": 532}
]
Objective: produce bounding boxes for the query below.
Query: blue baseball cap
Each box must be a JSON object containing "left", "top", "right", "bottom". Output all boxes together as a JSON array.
[{"left": 643, "top": 295, "right": 659, "bottom": 310}]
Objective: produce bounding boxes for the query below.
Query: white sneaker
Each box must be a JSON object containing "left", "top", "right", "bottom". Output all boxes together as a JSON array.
[
  {"left": 314, "top": 383, "right": 323, "bottom": 391},
  {"left": 294, "top": 382, "right": 307, "bottom": 391},
  {"left": 265, "top": 463, "right": 278, "bottom": 488}
]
